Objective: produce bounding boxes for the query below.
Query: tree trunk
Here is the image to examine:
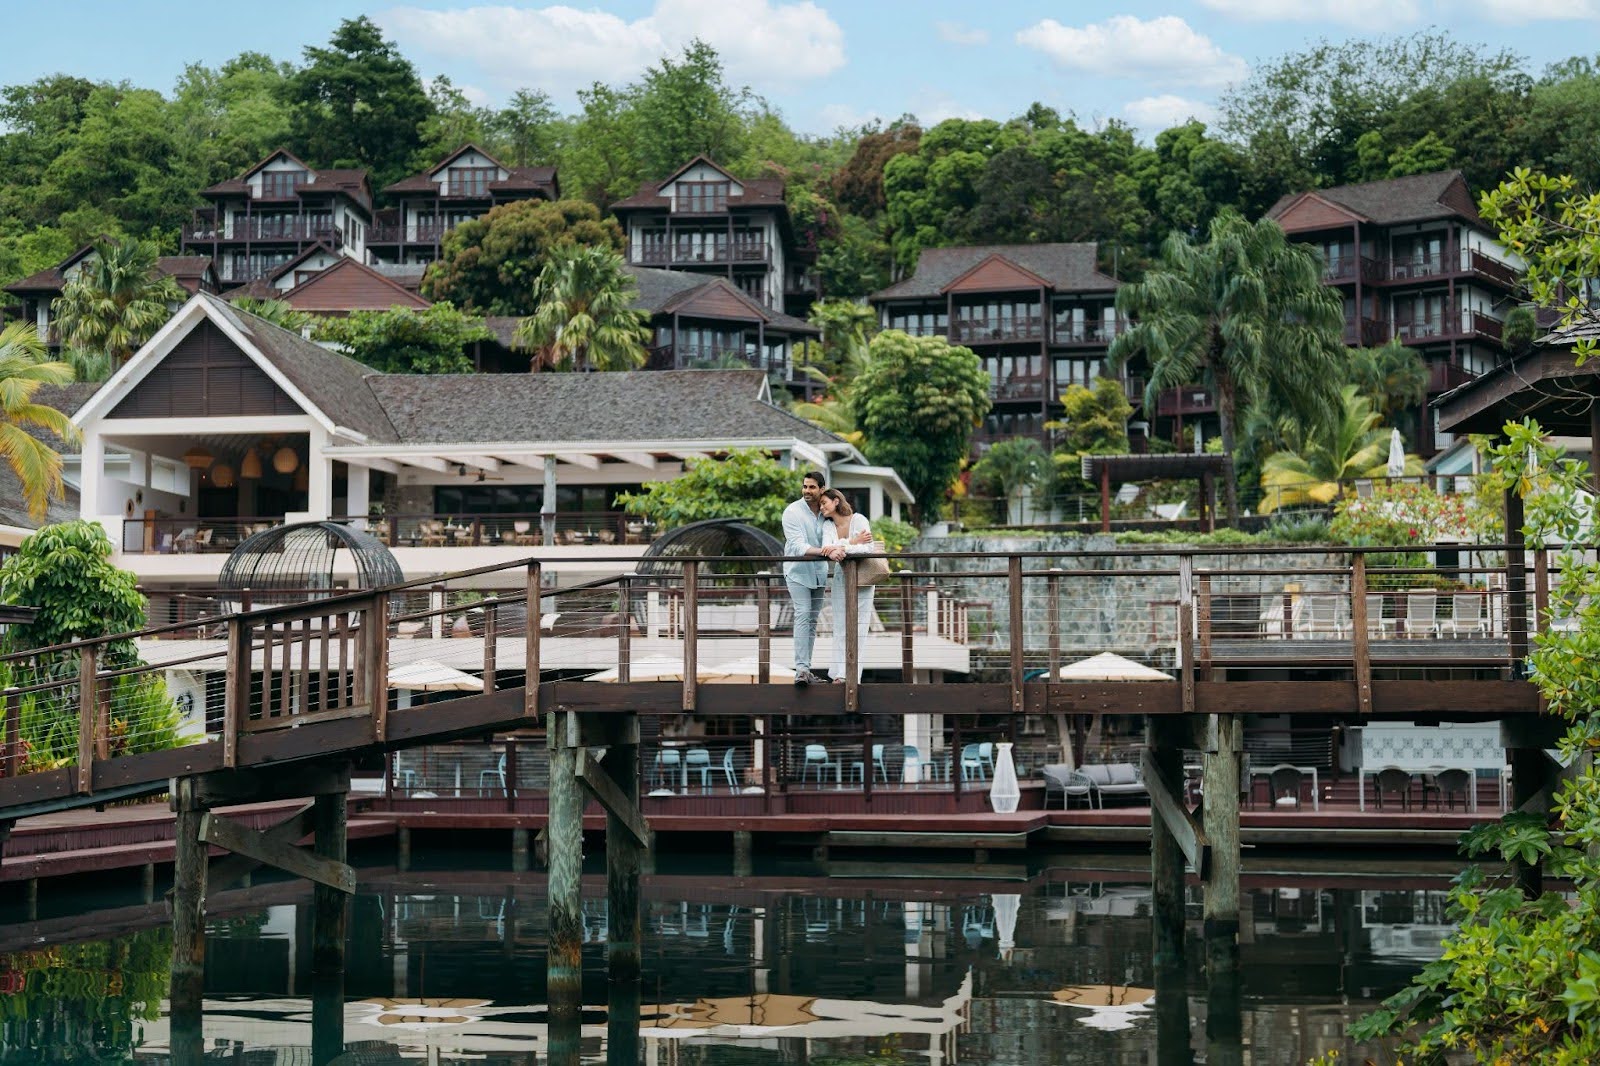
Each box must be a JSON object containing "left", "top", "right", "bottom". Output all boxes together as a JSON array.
[{"left": 1215, "top": 378, "right": 1240, "bottom": 527}]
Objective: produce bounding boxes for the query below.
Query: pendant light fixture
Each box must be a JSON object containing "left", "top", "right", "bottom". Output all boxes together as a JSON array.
[
  {"left": 273, "top": 446, "right": 300, "bottom": 475},
  {"left": 183, "top": 446, "right": 214, "bottom": 470},
  {"left": 240, "top": 446, "right": 263, "bottom": 480}
]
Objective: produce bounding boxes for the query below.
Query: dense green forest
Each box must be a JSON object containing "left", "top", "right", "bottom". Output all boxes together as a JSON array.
[{"left": 3, "top": 18, "right": 1599, "bottom": 299}]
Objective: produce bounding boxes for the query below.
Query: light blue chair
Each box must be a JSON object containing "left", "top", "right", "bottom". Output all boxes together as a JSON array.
[
  {"left": 960, "top": 743, "right": 988, "bottom": 782},
  {"left": 979, "top": 742, "right": 996, "bottom": 776},
  {"left": 720, "top": 748, "right": 739, "bottom": 791},
  {"left": 902, "top": 744, "right": 923, "bottom": 786},
  {"left": 652, "top": 748, "right": 683, "bottom": 790},
  {"left": 478, "top": 752, "right": 506, "bottom": 794},
  {"left": 684, "top": 747, "right": 713, "bottom": 790},
  {"left": 801, "top": 743, "right": 840, "bottom": 786}
]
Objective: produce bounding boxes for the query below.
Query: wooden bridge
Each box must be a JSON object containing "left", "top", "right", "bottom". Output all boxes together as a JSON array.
[{"left": 0, "top": 543, "right": 1558, "bottom": 1065}]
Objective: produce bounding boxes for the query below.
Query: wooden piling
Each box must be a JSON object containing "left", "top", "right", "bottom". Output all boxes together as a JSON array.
[
  {"left": 1201, "top": 714, "right": 1241, "bottom": 978},
  {"left": 170, "top": 777, "right": 207, "bottom": 1065},
  {"left": 1147, "top": 717, "right": 1187, "bottom": 971},
  {"left": 733, "top": 830, "right": 754, "bottom": 878},
  {"left": 511, "top": 827, "right": 530, "bottom": 873},
  {"left": 311, "top": 785, "right": 348, "bottom": 1065},
  {"left": 546, "top": 710, "right": 583, "bottom": 1066},
  {"left": 604, "top": 727, "right": 642, "bottom": 1066}
]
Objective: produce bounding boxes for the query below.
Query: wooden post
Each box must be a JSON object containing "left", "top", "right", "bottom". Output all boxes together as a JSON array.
[
  {"left": 756, "top": 571, "right": 771, "bottom": 684},
  {"left": 169, "top": 777, "right": 207, "bottom": 1065},
  {"left": 546, "top": 710, "right": 583, "bottom": 1066},
  {"left": 682, "top": 561, "right": 698, "bottom": 711},
  {"left": 604, "top": 718, "right": 642, "bottom": 1066},
  {"left": 311, "top": 787, "right": 348, "bottom": 1065},
  {"left": 1177, "top": 557, "right": 1195, "bottom": 716},
  {"left": 1148, "top": 717, "right": 1187, "bottom": 972},
  {"left": 1008, "top": 556, "right": 1024, "bottom": 714},
  {"left": 1350, "top": 554, "right": 1373, "bottom": 714},
  {"left": 844, "top": 560, "right": 860, "bottom": 712},
  {"left": 369, "top": 594, "right": 389, "bottom": 743},
  {"left": 526, "top": 563, "right": 542, "bottom": 716},
  {"left": 1201, "top": 714, "right": 1241, "bottom": 979},
  {"left": 481, "top": 598, "right": 498, "bottom": 694},
  {"left": 1505, "top": 488, "right": 1529, "bottom": 676},
  {"left": 76, "top": 646, "right": 99, "bottom": 794},
  {"left": 902, "top": 573, "right": 915, "bottom": 681},
  {"left": 618, "top": 575, "right": 632, "bottom": 684}
]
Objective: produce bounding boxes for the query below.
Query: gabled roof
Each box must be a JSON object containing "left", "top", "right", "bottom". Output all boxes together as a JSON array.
[
  {"left": 430, "top": 142, "right": 506, "bottom": 175},
  {"left": 628, "top": 268, "right": 816, "bottom": 333},
  {"left": 221, "top": 243, "right": 341, "bottom": 297},
  {"left": 1267, "top": 170, "right": 1482, "bottom": 229},
  {"left": 382, "top": 144, "right": 560, "bottom": 197},
  {"left": 610, "top": 157, "right": 786, "bottom": 212},
  {"left": 281, "top": 257, "right": 432, "bottom": 313},
  {"left": 200, "top": 148, "right": 373, "bottom": 211},
  {"left": 75, "top": 294, "right": 398, "bottom": 443},
  {"left": 941, "top": 253, "right": 1051, "bottom": 294},
  {"left": 870, "top": 243, "right": 1117, "bottom": 301},
  {"left": 5, "top": 248, "right": 215, "bottom": 297},
  {"left": 363, "top": 369, "right": 840, "bottom": 446}
]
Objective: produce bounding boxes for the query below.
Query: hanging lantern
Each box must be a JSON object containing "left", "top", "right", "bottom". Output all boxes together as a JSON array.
[
  {"left": 211, "top": 463, "right": 236, "bottom": 489},
  {"left": 272, "top": 446, "right": 300, "bottom": 475},
  {"left": 293, "top": 465, "right": 309, "bottom": 492},
  {"left": 182, "top": 447, "right": 213, "bottom": 470},
  {"left": 240, "top": 448, "right": 263, "bottom": 480}
]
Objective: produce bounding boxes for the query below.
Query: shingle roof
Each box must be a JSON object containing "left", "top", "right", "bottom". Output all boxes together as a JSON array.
[
  {"left": 196, "top": 295, "right": 399, "bottom": 442},
  {"left": 1267, "top": 170, "right": 1479, "bottom": 227},
  {"left": 384, "top": 165, "right": 559, "bottom": 196},
  {"left": 624, "top": 267, "right": 816, "bottom": 334},
  {"left": 155, "top": 256, "right": 213, "bottom": 279},
  {"left": 6, "top": 250, "right": 213, "bottom": 297},
  {"left": 363, "top": 369, "right": 842, "bottom": 446},
  {"left": 870, "top": 242, "right": 1118, "bottom": 300},
  {"left": 610, "top": 157, "right": 787, "bottom": 211}
]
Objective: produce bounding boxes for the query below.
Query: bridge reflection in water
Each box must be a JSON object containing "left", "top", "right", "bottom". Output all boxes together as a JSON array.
[{"left": 0, "top": 862, "right": 1450, "bottom": 1064}]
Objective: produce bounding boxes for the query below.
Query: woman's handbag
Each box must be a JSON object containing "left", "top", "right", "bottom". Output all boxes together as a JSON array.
[{"left": 857, "top": 541, "right": 892, "bottom": 587}]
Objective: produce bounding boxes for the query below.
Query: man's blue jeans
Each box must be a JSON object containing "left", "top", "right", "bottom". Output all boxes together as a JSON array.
[{"left": 787, "top": 577, "right": 824, "bottom": 672}]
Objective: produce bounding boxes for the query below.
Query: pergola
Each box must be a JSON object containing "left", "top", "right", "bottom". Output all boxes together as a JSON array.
[{"left": 1079, "top": 453, "right": 1234, "bottom": 533}]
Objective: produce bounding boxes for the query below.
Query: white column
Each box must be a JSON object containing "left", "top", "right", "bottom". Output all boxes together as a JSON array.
[
  {"left": 869, "top": 483, "right": 883, "bottom": 520},
  {"left": 541, "top": 456, "right": 558, "bottom": 544},
  {"left": 305, "top": 427, "right": 333, "bottom": 520},
  {"left": 347, "top": 464, "right": 371, "bottom": 524},
  {"left": 79, "top": 431, "right": 105, "bottom": 525}
]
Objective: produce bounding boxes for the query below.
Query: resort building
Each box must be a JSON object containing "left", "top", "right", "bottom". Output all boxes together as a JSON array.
[
  {"left": 181, "top": 149, "right": 373, "bottom": 287},
  {"left": 1267, "top": 170, "right": 1521, "bottom": 454},
  {"left": 369, "top": 145, "right": 560, "bottom": 267},
  {"left": 2, "top": 247, "right": 217, "bottom": 351},
  {"left": 55, "top": 293, "right": 910, "bottom": 598},
  {"left": 867, "top": 243, "right": 1129, "bottom": 452},
  {"left": 611, "top": 157, "right": 818, "bottom": 316}
]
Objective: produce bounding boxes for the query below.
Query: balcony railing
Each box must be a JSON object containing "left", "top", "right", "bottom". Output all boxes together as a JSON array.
[
  {"left": 183, "top": 219, "right": 343, "bottom": 244},
  {"left": 1052, "top": 320, "right": 1124, "bottom": 346},
  {"left": 1156, "top": 386, "right": 1216, "bottom": 418},
  {"left": 949, "top": 317, "right": 1045, "bottom": 344},
  {"left": 991, "top": 374, "right": 1049, "bottom": 402},
  {"left": 632, "top": 239, "right": 770, "bottom": 267},
  {"left": 1392, "top": 305, "right": 1503, "bottom": 344},
  {"left": 1427, "top": 361, "right": 1477, "bottom": 395},
  {"left": 1464, "top": 249, "right": 1518, "bottom": 288},
  {"left": 120, "top": 512, "right": 660, "bottom": 555},
  {"left": 368, "top": 221, "right": 452, "bottom": 244},
  {"left": 1343, "top": 317, "right": 1390, "bottom": 346}
]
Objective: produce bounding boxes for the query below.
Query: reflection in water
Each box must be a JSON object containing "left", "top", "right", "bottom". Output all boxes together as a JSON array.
[{"left": 0, "top": 869, "right": 1455, "bottom": 1063}]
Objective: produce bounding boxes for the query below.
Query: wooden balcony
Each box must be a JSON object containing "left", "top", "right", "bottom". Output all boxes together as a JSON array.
[
  {"left": 991, "top": 374, "right": 1050, "bottom": 402},
  {"left": 1393, "top": 306, "right": 1503, "bottom": 345},
  {"left": 633, "top": 239, "right": 771, "bottom": 267},
  {"left": 182, "top": 219, "right": 343, "bottom": 244},
  {"left": 949, "top": 317, "right": 1045, "bottom": 344},
  {"left": 368, "top": 221, "right": 452, "bottom": 245},
  {"left": 1343, "top": 317, "right": 1389, "bottom": 346},
  {"left": 1052, "top": 320, "right": 1124, "bottom": 347},
  {"left": 1427, "top": 361, "right": 1477, "bottom": 395},
  {"left": 1156, "top": 386, "right": 1216, "bottom": 418}
]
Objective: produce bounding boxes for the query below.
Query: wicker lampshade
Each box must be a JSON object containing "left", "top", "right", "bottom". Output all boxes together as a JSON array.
[
  {"left": 240, "top": 448, "right": 263, "bottom": 479},
  {"left": 272, "top": 446, "right": 299, "bottom": 474},
  {"left": 182, "top": 447, "right": 214, "bottom": 470},
  {"left": 211, "top": 463, "right": 236, "bottom": 488}
]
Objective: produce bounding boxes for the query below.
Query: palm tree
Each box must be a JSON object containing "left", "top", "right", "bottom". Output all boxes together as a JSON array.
[
  {"left": 1258, "top": 385, "right": 1421, "bottom": 512},
  {"left": 52, "top": 238, "right": 186, "bottom": 367},
  {"left": 0, "top": 323, "right": 80, "bottom": 520},
  {"left": 1345, "top": 338, "right": 1427, "bottom": 422},
  {"left": 513, "top": 246, "right": 650, "bottom": 371},
  {"left": 1108, "top": 212, "right": 1346, "bottom": 523}
]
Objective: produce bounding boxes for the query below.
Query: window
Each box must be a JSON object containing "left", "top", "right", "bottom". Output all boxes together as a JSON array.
[
  {"left": 676, "top": 181, "right": 730, "bottom": 213},
  {"left": 448, "top": 167, "right": 496, "bottom": 196},
  {"left": 259, "top": 170, "right": 307, "bottom": 198}
]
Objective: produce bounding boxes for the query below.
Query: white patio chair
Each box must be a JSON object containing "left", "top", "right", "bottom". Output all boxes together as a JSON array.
[
  {"left": 1365, "top": 593, "right": 1396, "bottom": 638},
  {"left": 1404, "top": 591, "right": 1438, "bottom": 637},
  {"left": 1442, "top": 592, "right": 1488, "bottom": 638}
]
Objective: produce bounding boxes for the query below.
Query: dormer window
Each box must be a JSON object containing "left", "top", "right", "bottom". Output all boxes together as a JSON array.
[
  {"left": 259, "top": 170, "right": 308, "bottom": 198},
  {"left": 448, "top": 167, "right": 496, "bottom": 196},
  {"left": 677, "top": 181, "right": 730, "bottom": 214}
]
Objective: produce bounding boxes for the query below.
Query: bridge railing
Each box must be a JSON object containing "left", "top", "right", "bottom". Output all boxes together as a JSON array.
[{"left": 0, "top": 543, "right": 1549, "bottom": 793}]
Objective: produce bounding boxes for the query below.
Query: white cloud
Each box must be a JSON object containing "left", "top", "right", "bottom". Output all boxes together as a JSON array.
[
  {"left": 913, "top": 94, "right": 987, "bottom": 125},
  {"left": 817, "top": 103, "right": 885, "bottom": 131},
  {"left": 1474, "top": 0, "right": 1598, "bottom": 17},
  {"left": 1016, "top": 15, "right": 1248, "bottom": 89},
  {"left": 1198, "top": 0, "right": 1420, "bottom": 23},
  {"left": 380, "top": 1, "right": 846, "bottom": 100},
  {"left": 935, "top": 20, "right": 989, "bottom": 46},
  {"left": 1124, "top": 94, "right": 1218, "bottom": 134}
]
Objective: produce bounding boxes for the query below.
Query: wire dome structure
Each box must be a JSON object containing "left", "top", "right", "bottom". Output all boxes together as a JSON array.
[
  {"left": 218, "top": 521, "right": 404, "bottom": 610},
  {"left": 630, "top": 517, "right": 788, "bottom": 628}
]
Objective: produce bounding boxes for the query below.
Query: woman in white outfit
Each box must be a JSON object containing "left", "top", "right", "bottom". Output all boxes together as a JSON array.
[{"left": 818, "top": 488, "right": 875, "bottom": 682}]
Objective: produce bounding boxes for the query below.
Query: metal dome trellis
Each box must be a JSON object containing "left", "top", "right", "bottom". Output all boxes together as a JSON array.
[
  {"left": 630, "top": 517, "right": 788, "bottom": 629},
  {"left": 218, "top": 521, "right": 404, "bottom": 610}
]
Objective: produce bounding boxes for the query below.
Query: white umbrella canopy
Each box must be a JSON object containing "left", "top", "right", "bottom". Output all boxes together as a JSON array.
[
  {"left": 583, "top": 657, "right": 691, "bottom": 682},
  {"left": 1387, "top": 428, "right": 1406, "bottom": 479},
  {"left": 699, "top": 656, "right": 798, "bottom": 684},
  {"left": 387, "top": 659, "right": 484, "bottom": 692},
  {"left": 1057, "top": 652, "right": 1173, "bottom": 682}
]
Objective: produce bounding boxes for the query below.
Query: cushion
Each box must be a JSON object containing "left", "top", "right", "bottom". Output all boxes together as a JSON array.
[
  {"left": 1106, "top": 764, "right": 1138, "bottom": 786},
  {"left": 1080, "top": 765, "right": 1113, "bottom": 785}
]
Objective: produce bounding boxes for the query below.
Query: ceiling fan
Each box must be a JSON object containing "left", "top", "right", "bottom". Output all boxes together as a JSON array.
[{"left": 456, "top": 463, "right": 504, "bottom": 482}]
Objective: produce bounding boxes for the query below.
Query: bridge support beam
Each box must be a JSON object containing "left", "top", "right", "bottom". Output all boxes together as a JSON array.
[
  {"left": 600, "top": 720, "right": 642, "bottom": 1066},
  {"left": 170, "top": 777, "right": 208, "bottom": 1066},
  {"left": 1146, "top": 716, "right": 1193, "bottom": 973},
  {"left": 1200, "top": 714, "right": 1242, "bottom": 980},
  {"left": 311, "top": 790, "right": 348, "bottom": 1065},
  {"left": 546, "top": 709, "right": 584, "bottom": 1066}
]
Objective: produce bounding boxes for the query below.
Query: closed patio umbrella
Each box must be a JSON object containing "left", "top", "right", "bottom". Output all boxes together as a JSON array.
[
  {"left": 387, "top": 659, "right": 484, "bottom": 692},
  {"left": 1387, "top": 428, "right": 1406, "bottom": 479}
]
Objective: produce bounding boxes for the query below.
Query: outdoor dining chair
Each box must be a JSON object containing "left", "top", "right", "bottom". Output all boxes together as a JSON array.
[
  {"left": 801, "top": 744, "right": 841, "bottom": 786},
  {"left": 684, "top": 748, "right": 713, "bottom": 790},
  {"left": 1404, "top": 592, "right": 1438, "bottom": 637},
  {"left": 651, "top": 749, "right": 683, "bottom": 790},
  {"left": 959, "top": 744, "right": 989, "bottom": 783},
  {"left": 1429, "top": 768, "right": 1473, "bottom": 810},
  {"left": 1267, "top": 765, "right": 1304, "bottom": 809},
  {"left": 1375, "top": 767, "right": 1415, "bottom": 811},
  {"left": 719, "top": 748, "right": 739, "bottom": 791},
  {"left": 477, "top": 752, "right": 507, "bottom": 795}
]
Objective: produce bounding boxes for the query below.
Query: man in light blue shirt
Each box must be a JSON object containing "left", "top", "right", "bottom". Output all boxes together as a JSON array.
[{"left": 782, "top": 470, "right": 841, "bottom": 685}]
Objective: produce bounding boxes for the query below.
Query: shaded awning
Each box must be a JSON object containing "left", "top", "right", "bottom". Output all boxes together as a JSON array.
[
  {"left": 1435, "top": 338, "right": 1600, "bottom": 436},
  {"left": 1080, "top": 453, "right": 1232, "bottom": 482}
]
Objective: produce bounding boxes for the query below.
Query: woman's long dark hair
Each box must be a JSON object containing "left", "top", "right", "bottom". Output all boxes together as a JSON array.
[{"left": 819, "top": 488, "right": 855, "bottom": 517}]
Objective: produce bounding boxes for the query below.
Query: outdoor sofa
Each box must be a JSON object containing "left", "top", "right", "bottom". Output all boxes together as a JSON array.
[{"left": 1043, "top": 761, "right": 1147, "bottom": 809}]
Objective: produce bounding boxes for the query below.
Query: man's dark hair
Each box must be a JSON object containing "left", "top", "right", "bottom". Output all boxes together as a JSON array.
[{"left": 802, "top": 469, "right": 826, "bottom": 487}]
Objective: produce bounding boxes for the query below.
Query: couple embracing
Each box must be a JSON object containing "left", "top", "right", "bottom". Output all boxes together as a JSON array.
[{"left": 781, "top": 470, "right": 875, "bottom": 686}]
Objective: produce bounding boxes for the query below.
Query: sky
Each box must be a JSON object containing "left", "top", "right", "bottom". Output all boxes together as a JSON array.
[{"left": 8, "top": 1, "right": 1593, "bottom": 138}]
